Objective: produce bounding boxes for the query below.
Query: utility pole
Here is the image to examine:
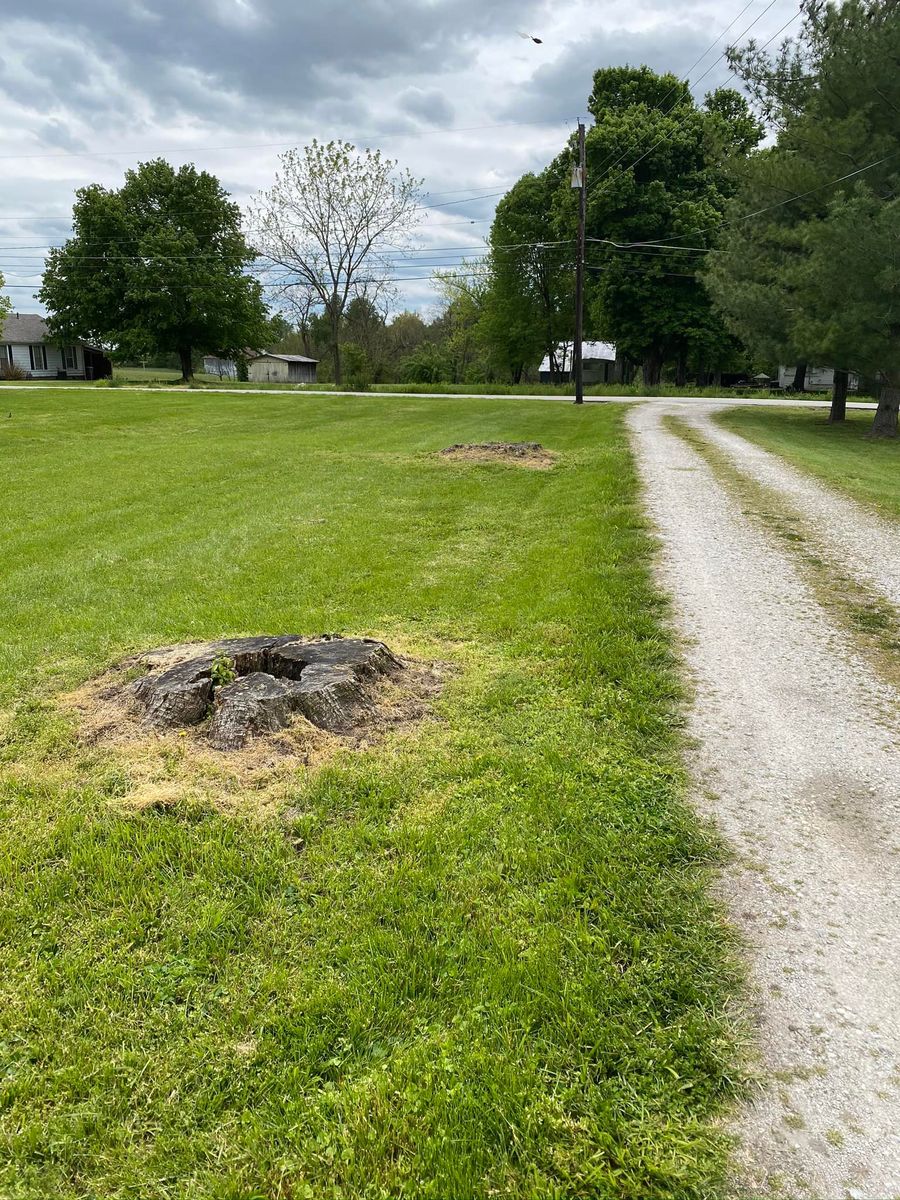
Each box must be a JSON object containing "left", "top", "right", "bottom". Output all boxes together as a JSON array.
[{"left": 572, "top": 121, "right": 587, "bottom": 405}]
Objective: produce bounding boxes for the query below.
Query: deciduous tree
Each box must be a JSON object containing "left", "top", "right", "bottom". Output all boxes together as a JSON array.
[
  {"left": 252, "top": 141, "right": 422, "bottom": 384},
  {"left": 580, "top": 68, "right": 762, "bottom": 384},
  {"left": 40, "top": 160, "right": 267, "bottom": 382},
  {"left": 482, "top": 168, "right": 572, "bottom": 381}
]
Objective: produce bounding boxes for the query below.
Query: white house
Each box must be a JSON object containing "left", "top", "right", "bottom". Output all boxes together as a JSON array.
[
  {"left": 538, "top": 340, "right": 623, "bottom": 384},
  {"left": 0, "top": 313, "right": 111, "bottom": 380},
  {"left": 777, "top": 364, "right": 859, "bottom": 392},
  {"left": 248, "top": 352, "right": 318, "bottom": 384}
]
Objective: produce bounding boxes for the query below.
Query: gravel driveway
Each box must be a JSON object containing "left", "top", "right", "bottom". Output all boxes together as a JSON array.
[{"left": 628, "top": 402, "right": 900, "bottom": 1199}]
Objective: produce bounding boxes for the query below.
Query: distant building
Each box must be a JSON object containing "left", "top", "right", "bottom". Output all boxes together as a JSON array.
[
  {"left": 538, "top": 340, "right": 623, "bottom": 384},
  {"left": 247, "top": 352, "right": 318, "bottom": 384},
  {"left": 203, "top": 355, "right": 238, "bottom": 379},
  {"left": 0, "top": 313, "right": 112, "bottom": 380},
  {"left": 778, "top": 365, "right": 859, "bottom": 392}
]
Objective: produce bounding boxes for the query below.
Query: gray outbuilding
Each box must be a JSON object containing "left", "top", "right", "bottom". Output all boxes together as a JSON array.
[{"left": 248, "top": 353, "right": 318, "bottom": 384}]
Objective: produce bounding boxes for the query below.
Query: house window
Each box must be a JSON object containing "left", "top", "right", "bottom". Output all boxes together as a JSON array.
[
  {"left": 63, "top": 346, "right": 78, "bottom": 370},
  {"left": 29, "top": 345, "right": 47, "bottom": 371},
  {"left": 0, "top": 346, "right": 12, "bottom": 367}
]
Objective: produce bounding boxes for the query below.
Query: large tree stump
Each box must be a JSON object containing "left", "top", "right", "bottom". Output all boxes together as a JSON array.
[{"left": 131, "top": 635, "right": 402, "bottom": 749}]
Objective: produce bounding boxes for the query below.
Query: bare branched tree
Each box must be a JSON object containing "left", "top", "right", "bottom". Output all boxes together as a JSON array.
[{"left": 251, "top": 140, "right": 423, "bottom": 383}]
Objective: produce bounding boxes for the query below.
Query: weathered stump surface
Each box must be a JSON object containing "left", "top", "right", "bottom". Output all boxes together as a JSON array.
[
  {"left": 209, "top": 673, "right": 299, "bottom": 751},
  {"left": 131, "top": 635, "right": 402, "bottom": 748}
]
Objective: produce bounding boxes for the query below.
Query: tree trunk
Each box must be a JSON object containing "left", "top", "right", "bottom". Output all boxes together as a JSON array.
[
  {"left": 871, "top": 383, "right": 899, "bottom": 438},
  {"left": 791, "top": 361, "right": 807, "bottom": 392},
  {"left": 179, "top": 347, "right": 193, "bottom": 383},
  {"left": 675, "top": 349, "right": 687, "bottom": 388},
  {"left": 642, "top": 348, "right": 663, "bottom": 388},
  {"left": 828, "top": 368, "right": 848, "bottom": 423},
  {"left": 330, "top": 303, "right": 342, "bottom": 385}
]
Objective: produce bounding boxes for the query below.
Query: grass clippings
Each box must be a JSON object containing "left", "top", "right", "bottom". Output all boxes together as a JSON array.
[{"left": 60, "top": 647, "right": 450, "bottom": 812}]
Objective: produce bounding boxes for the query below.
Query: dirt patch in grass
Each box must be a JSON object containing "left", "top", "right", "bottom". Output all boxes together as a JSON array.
[
  {"left": 439, "top": 441, "right": 557, "bottom": 469},
  {"left": 61, "top": 644, "right": 451, "bottom": 812}
]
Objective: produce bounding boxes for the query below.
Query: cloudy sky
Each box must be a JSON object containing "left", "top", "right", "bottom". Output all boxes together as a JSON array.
[{"left": 0, "top": 0, "right": 794, "bottom": 318}]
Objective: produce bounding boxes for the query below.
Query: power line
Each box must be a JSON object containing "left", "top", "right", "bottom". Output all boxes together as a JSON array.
[
  {"left": 588, "top": 3, "right": 802, "bottom": 204},
  {"left": 614, "top": 149, "right": 900, "bottom": 248},
  {"left": 589, "top": 0, "right": 763, "bottom": 180},
  {"left": 0, "top": 120, "right": 571, "bottom": 163}
]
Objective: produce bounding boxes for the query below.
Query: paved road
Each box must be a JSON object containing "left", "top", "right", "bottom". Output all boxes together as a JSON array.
[{"left": 629, "top": 402, "right": 900, "bottom": 1199}]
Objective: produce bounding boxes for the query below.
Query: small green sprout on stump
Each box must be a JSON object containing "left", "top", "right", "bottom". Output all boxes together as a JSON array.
[{"left": 210, "top": 653, "right": 237, "bottom": 688}]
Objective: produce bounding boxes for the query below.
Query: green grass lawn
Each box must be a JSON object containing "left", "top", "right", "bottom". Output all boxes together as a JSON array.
[
  {"left": 113, "top": 366, "right": 224, "bottom": 383},
  {"left": 716, "top": 406, "right": 900, "bottom": 519},
  {"left": 0, "top": 389, "right": 739, "bottom": 1199}
]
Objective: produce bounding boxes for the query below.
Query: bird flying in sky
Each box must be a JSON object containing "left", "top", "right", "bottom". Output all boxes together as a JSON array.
[{"left": 517, "top": 30, "right": 543, "bottom": 43}]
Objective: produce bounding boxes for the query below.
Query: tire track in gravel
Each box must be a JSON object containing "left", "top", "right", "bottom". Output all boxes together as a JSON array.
[
  {"left": 678, "top": 407, "right": 900, "bottom": 609},
  {"left": 628, "top": 401, "right": 900, "bottom": 1200}
]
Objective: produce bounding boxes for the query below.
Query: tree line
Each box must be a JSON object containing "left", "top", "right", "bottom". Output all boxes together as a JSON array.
[
  {"left": 27, "top": 0, "right": 899, "bottom": 435},
  {"left": 474, "top": 0, "right": 898, "bottom": 434}
]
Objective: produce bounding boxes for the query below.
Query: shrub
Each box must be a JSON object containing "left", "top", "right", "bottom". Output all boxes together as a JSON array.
[
  {"left": 398, "top": 344, "right": 451, "bottom": 384},
  {"left": 341, "top": 343, "right": 372, "bottom": 391},
  {"left": 0, "top": 362, "right": 30, "bottom": 381}
]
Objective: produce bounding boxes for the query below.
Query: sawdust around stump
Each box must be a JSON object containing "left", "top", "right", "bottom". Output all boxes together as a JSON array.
[
  {"left": 439, "top": 442, "right": 557, "bottom": 469},
  {"left": 61, "top": 643, "right": 451, "bottom": 814}
]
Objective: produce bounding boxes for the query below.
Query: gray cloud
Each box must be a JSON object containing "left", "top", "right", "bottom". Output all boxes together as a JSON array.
[
  {"left": 0, "top": 0, "right": 773, "bottom": 313},
  {"left": 5, "top": 2, "right": 543, "bottom": 131},
  {"left": 501, "top": 24, "right": 739, "bottom": 124},
  {"left": 397, "top": 87, "right": 455, "bottom": 126}
]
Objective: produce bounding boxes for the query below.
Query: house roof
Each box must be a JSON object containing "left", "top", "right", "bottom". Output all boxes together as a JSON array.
[
  {"left": 538, "top": 340, "right": 617, "bottom": 372},
  {"left": 254, "top": 351, "right": 318, "bottom": 364},
  {"left": 0, "top": 312, "right": 102, "bottom": 350},
  {"left": 0, "top": 313, "right": 50, "bottom": 344}
]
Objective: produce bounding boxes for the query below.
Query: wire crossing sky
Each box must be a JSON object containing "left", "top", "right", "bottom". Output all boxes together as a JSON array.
[{"left": 1, "top": 0, "right": 798, "bottom": 314}]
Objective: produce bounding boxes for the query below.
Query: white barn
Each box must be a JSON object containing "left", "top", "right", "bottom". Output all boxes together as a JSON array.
[
  {"left": 538, "top": 340, "right": 623, "bottom": 384},
  {"left": 0, "top": 313, "right": 111, "bottom": 380}
]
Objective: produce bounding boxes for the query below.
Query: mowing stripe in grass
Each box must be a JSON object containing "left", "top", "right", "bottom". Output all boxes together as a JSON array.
[{"left": 0, "top": 390, "right": 741, "bottom": 1198}]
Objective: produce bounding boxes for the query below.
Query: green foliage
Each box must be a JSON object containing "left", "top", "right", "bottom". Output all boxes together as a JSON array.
[
  {"left": 0, "top": 274, "right": 10, "bottom": 326},
  {"left": 340, "top": 342, "right": 372, "bottom": 390},
  {"left": 399, "top": 342, "right": 451, "bottom": 383},
  {"left": 581, "top": 69, "right": 762, "bottom": 383},
  {"left": 39, "top": 160, "right": 268, "bottom": 381},
  {"left": 210, "top": 653, "right": 237, "bottom": 688},
  {"left": 710, "top": 0, "right": 900, "bottom": 433},
  {"left": 0, "top": 386, "right": 741, "bottom": 1197},
  {"left": 481, "top": 168, "right": 573, "bottom": 381},
  {"left": 251, "top": 140, "right": 422, "bottom": 384},
  {"left": 476, "top": 68, "right": 762, "bottom": 386}
]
